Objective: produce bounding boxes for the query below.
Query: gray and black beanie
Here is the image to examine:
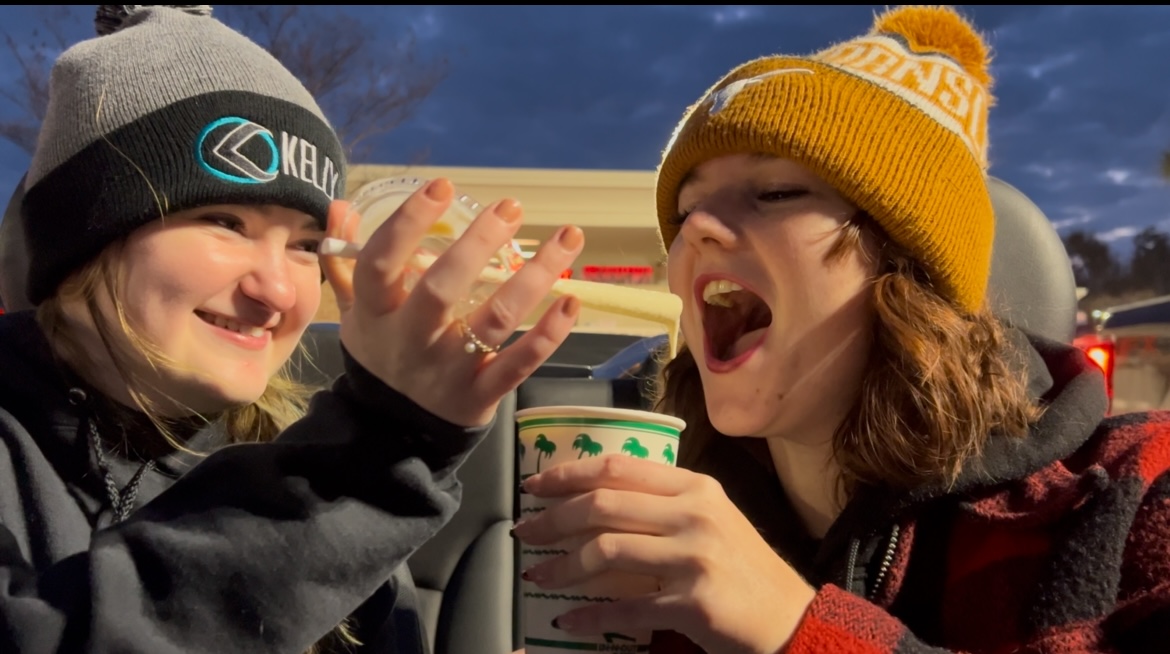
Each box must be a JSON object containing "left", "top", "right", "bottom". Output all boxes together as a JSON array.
[{"left": 22, "top": 5, "right": 346, "bottom": 305}]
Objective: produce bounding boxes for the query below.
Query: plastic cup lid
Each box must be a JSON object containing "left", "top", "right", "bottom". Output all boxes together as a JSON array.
[{"left": 349, "top": 176, "right": 525, "bottom": 272}]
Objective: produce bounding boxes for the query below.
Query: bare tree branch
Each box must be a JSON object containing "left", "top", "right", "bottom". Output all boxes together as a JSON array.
[
  {"left": 222, "top": 5, "right": 449, "bottom": 162},
  {"left": 0, "top": 5, "right": 447, "bottom": 163},
  {"left": 0, "top": 6, "right": 78, "bottom": 155}
]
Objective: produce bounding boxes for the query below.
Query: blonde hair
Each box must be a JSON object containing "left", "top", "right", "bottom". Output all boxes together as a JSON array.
[
  {"left": 36, "top": 240, "right": 360, "bottom": 653},
  {"left": 656, "top": 213, "right": 1042, "bottom": 498}
]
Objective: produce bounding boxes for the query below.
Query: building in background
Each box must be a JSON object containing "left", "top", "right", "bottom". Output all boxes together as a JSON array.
[{"left": 316, "top": 163, "right": 671, "bottom": 336}]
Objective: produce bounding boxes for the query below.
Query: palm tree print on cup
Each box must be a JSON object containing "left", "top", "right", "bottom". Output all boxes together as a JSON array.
[
  {"left": 663, "top": 443, "right": 675, "bottom": 466},
  {"left": 518, "top": 438, "right": 526, "bottom": 462},
  {"left": 534, "top": 434, "right": 557, "bottom": 472},
  {"left": 620, "top": 437, "right": 650, "bottom": 459},
  {"left": 572, "top": 433, "right": 604, "bottom": 459}
]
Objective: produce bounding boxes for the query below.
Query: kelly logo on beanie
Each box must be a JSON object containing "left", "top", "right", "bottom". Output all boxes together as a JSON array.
[{"left": 196, "top": 116, "right": 342, "bottom": 200}]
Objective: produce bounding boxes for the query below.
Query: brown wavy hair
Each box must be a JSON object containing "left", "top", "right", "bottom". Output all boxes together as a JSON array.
[
  {"left": 656, "top": 212, "right": 1042, "bottom": 496},
  {"left": 37, "top": 241, "right": 360, "bottom": 654}
]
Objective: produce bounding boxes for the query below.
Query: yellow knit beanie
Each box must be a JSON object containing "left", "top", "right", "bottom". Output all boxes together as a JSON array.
[{"left": 656, "top": 5, "right": 995, "bottom": 314}]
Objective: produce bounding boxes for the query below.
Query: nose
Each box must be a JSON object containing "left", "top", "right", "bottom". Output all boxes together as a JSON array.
[
  {"left": 238, "top": 240, "right": 298, "bottom": 315},
  {"left": 679, "top": 207, "right": 739, "bottom": 252}
]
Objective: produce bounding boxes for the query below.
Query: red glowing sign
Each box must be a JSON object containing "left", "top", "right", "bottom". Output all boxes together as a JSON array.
[{"left": 580, "top": 265, "right": 655, "bottom": 284}]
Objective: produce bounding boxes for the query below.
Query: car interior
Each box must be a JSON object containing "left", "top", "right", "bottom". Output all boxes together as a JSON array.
[{"left": 0, "top": 175, "right": 1078, "bottom": 654}]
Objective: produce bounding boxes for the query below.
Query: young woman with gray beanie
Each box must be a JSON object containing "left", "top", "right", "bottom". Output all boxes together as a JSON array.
[{"left": 0, "top": 5, "right": 584, "bottom": 653}]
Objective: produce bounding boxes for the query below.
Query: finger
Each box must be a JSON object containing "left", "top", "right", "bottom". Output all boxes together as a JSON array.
[
  {"left": 523, "top": 533, "right": 685, "bottom": 591},
  {"left": 473, "top": 294, "right": 579, "bottom": 393},
  {"left": 322, "top": 200, "right": 359, "bottom": 312},
  {"left": 523, "top": 452, "right": 694, "bottom": 498},
  {"left": 353, "top": 178, "right": 454, "bottom": 315},
  {"left": 512, "top": 489, "right": 683, "bottom": 546},
  {"left": 551, "top": 592, "right": 689, "bottom": 638},
  {"left": 404, "top": 198, "right": 524, "bottom": 320},
  {"left": 464, "top": 225, "right": 583, "bottom": 348}
]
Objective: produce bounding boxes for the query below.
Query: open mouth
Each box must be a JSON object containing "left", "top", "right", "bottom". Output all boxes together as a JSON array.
[
  {"left": 700, "top": 279, "right": 773, "bottom": 362},
  {"left": 195, "top": 310, "right": 267, "bottom": 338}
]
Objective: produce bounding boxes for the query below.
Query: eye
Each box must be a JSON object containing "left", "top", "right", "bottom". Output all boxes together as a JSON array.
[
  {"left": 293, "top": 238, "right": 322, "bottom": 255},
  {"left": 757, "top": 188, "right": 809, "bottom": 203},
  {"left": 201, "top": 212, "right": 246, "bottom": 234},
  {"left": 669, "top": 207, "right": 693, "bottom": 226}
]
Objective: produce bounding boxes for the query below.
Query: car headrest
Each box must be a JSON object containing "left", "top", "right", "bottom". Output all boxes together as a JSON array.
[
  {"left": 986, "top": 176, "right": 1077, "bottom": 344},
  {"left": 0, "top": 175, "right": 31, "bottom": 312}
]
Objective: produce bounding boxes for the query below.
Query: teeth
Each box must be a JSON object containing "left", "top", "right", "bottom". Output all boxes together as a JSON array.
[
  {"left": 702, "top": 279, "right": 744, "bottom": 307},
  {"left": 206, "top": 313, "right": 266, "bottom": 338}
]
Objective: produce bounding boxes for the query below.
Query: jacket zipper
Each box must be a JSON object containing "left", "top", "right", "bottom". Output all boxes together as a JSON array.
[{"left": 867, "top": 524, "right": 901, "bottom": 601}]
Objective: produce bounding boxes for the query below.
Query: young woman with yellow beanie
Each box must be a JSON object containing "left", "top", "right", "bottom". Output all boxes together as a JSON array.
[{"left": 514, "top": 6, "right": 1170, "bottom": 652}]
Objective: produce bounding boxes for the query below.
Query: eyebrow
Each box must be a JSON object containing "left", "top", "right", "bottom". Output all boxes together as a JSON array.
[
  {"left": 678, "top": 166, "right": 706, "bottom": 193},
  {"left": 248, "top": 204, "right": 322, "bottom": 232},
  {"left": 678, "top": 152, "right": 775, "bottom": 193}
]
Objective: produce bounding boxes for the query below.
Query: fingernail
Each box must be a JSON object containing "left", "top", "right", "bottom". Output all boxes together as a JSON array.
[
  {"left": 562, "top": 296, "right": 580, "bottom": 316},
  {"left": 508, "top": 525, "right": 517, "bottom": 538},
  {"left": 551, "top": 617, "right": 563, "bottom": 630},
  {"left": 521, "top": 567, "right": 542, "bottom": 582},
  {"left": 497, "top": 199, "right": 522, "bottom": 223},
  {"left": 557, "top": 225, "right": 583, "bottom": 250},
  {"left": 426, "top": 178, "right": 453, "bottom": 201},
  {"left": 518, "top": 481, "right": 530, "bottom": 495}
]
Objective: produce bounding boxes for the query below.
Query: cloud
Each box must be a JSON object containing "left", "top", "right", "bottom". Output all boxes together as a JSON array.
[
  {"left": 1024, "top": 52, "right": 1078, "bottom": 79},
  {"left": 1097, "top": 225, "right": 1141, "bottom": 243},
  {"left": 1052, "top": 215, "right": 1094, "bottom": 231},
  {"left": 408, "top": 7, "right": 444, "bottom": 40},
  {"left": 1101, "top": 168, "right": 1164, "bottom": 189},
  {"left": 1104, "top": 169, "right": 1131, "bottom": 185},
  {"left": 1026, "top": 164, "right": 1055, "bottom": 179},
  {"left": 708, "top": 6, "right": 764, "bottom": 27}
]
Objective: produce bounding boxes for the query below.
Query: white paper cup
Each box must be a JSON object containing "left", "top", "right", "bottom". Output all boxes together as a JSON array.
[{"left": 516, "top": 405, "right": 686, "bottom": 654}]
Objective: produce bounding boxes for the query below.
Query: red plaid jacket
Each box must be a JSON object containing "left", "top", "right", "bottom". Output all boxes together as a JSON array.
[{"left": 653, "top": 334, "right": 1169, "bottom": 653}]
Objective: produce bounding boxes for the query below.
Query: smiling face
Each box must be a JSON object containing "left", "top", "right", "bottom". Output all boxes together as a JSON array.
[
  {"left": 77, "top": 204, "right": 325, "bottom": 415},
  {"left": 666, "top": 154, "right": 880, "bottom": 444}
]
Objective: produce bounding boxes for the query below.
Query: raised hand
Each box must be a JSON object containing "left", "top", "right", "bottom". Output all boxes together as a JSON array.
[{"left": 322, "top": 178, "right": 584, "bottom": 427}]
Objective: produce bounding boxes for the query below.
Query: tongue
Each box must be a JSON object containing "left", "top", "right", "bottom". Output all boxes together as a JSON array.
[
  {"left": 728, "top": 327, "right": 767, "bottom": 360},
  {"left": 704, "top": 293, "right": 773, "bottom": 362}
]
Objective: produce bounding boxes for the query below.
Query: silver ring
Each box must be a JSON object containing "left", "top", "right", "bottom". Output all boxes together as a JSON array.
[{"left": 459, "top": 320, "right": 500, "bottom": 355}]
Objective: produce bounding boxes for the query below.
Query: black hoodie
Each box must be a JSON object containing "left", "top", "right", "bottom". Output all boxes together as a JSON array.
[{"left": 0, "top": 310, "right": 488, "bottom": 653}]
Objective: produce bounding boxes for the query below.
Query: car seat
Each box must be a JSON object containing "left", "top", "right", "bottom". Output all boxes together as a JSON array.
[{"left": 986, "top": 177, "right": 1078, "bottom": 344}]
